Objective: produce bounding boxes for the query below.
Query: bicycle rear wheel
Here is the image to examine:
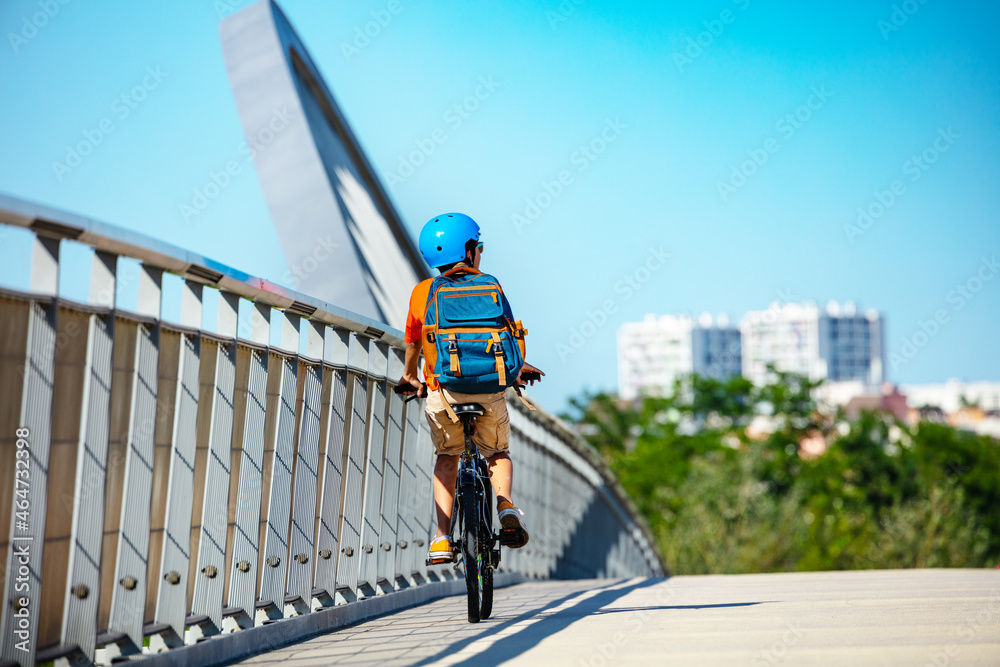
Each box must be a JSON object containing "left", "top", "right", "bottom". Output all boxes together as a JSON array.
[
  {"left": 479, "top": 470, "right": 495, "bottom": 620},
  {"left": 462, "top": 490, "right": 481, "bottom": 623}
]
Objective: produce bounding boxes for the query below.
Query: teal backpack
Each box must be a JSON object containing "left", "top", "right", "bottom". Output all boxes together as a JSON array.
[{"left": 421, "top": 267, "right": 527, "bottom": 395}]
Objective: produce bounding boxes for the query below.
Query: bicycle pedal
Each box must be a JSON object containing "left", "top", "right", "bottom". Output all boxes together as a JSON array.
[
  {"left": 426, "top": 556, "right": 455, "bottom": 565},
  {"left": 499, "top": 528, "right": 528, "bottom": 548}
]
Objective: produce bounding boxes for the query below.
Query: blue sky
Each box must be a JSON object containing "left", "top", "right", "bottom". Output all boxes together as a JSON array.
[{"left": 1, "top": 0, "right": 998, "bottom": 410}]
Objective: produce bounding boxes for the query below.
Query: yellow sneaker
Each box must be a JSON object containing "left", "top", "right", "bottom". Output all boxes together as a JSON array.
[
  {"left": 497, "top": 501, "right": 529, "bottom": 548},
  {"left": 428, "top": 535, "right": 455, "bottom": 563}
]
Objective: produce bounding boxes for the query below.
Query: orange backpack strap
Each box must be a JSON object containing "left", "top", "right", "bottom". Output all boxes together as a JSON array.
[
  {"left": 446, "top": 333, "right": 461, "bottom": 376},
  {"left": 509, "top": 319, "right": 527, "bottom": 360},
  {"left": 421, "top": 323, "right": 438, "bottom": 370},
  {"left": 442, "top": 266, "right": 481, "bottom": 278},
  {"left": 490, "top": 332, "right": 506, "bottom": 387},
  {"left": 439, "top": 388, "right": 459, "bottom": 423},
  {"left": 512, "top": 384, "right": 537, "bottom": 411}
]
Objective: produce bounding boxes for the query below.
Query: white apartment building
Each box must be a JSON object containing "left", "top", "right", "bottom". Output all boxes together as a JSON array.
[
  {"left": 901, "top": 379, "right": 1000, "bottom": 413},
  {"left": 740, "top": 301, "right": 884, "bottom": 386},
  {"left": 617, "top": 313, "right": 742, "bottom": 400}
]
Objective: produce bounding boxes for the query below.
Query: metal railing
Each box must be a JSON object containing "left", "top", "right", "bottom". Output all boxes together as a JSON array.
[{"left": 0, "top": 194, "right": 664, "bottom": 666}]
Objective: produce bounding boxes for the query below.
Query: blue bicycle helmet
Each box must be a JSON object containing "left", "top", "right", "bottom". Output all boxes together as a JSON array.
[{"left": 418, "top": 213, "right": 481, "bottom": 270}]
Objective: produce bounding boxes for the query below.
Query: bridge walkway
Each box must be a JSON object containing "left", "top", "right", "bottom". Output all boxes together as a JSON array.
[{"left": 235, "top": 569, "right": 999, "bottom": 666}]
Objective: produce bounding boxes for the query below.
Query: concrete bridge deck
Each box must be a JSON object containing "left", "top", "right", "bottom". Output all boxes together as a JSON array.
[{"left": 234, "top": 569, "right": 999, "bottom": 666}]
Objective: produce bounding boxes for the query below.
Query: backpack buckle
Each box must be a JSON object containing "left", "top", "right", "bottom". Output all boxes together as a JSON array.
[
  {"left": 447, "top": 340, "right": 459, "bottom": 353},
  {"left": 427, "top": 332, "right": 436, "bottom": 343}
]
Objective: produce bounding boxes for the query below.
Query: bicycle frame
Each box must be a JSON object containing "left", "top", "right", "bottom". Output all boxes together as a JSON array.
[{"left": 449, "top": 419, "right": 497, "bottom": 566}]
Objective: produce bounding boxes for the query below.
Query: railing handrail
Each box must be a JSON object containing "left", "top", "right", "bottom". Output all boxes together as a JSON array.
[{"left": 0, "top": 191, "right": 404, "bottom": 346}]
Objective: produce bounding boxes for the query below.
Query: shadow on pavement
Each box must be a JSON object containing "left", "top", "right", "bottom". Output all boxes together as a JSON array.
[
  {"left": 412, "top": 578, "right": 663, "bottom": 667},
  {"left": 590, "top": 601, "right": 773, "bottom": 613}
]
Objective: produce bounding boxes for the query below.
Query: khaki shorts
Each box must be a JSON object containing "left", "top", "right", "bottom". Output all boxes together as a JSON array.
[{"left": 425, "top": 388, "right": 510, "bottom": 458}]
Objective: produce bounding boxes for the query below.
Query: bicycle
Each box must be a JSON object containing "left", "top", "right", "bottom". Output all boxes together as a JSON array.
[{"left": 394, "top": 371, "right": 541, "bottom": 623}]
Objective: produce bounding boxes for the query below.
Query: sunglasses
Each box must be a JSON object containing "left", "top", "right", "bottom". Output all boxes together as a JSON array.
[{"left": 476, "top": 242, "right": 484, "bottom": 253}]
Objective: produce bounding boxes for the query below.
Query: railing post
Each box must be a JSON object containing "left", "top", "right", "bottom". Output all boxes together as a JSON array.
[
  {"left": 395, "top": 394, "right": 422, "bottom": 585},
  {"left": 358, "top": 341, "right": 389, "bottom": 596},
  {"left": 311, "top": 327, "right": 350, "bottom": 609},
  {"left": 334, "top": 333, "right": 369, "bottom": 603},
  {"left": 101, "top": 312, "right": 160, "bottom": 661},
  {"left": 150, "top": 325, "right": 200, "bottom": 650},
  {"left": 179, "top": 280, "right": 203, "bottom": 330},
  {"left": 411, "top": 409, "right": 434, "bottom": 583},
  {"left": 377, "top": 347, "right": 405, "bottom": 590},
  {"left": 257, "top": 310, "right": 299, "bottom": 621},
  {"left": 225, "top": 301, "right": 269, "bottom": 629},
  {"left": 135, "top": 264, "right": 162, "bottom": 320},
  {"left": 29, "top": 235, "right": 59, "bottom": 295},
  {"left": 285, "top": 319, "right": 324, "bottom": 614},
  {"left": 217, "top": 292, "right": 240, "bottom": 339},
  {"left": 0, "top": 234, "right": 59, "bottom": 667},
  {"left": 188, "top": 330, "right": 237, "bottom": 638},
  {"left": 60, "top": 291, "right": 115, "bottom": 663}
]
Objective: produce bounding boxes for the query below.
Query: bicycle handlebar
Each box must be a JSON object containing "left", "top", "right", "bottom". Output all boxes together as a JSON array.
[
  {"left": 393, "top": 366, "right": 543, "bottom": 402},
  {"left": 393, "top": 381, "right": 426, "bottom": 402}
]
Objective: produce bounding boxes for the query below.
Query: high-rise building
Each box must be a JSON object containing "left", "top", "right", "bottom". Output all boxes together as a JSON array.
[
  {"left": 617, "top": 313, "right": 742, "bottom": 400},
  {"left": 741, "top": 300, "right": 883, "bottom": 386}
]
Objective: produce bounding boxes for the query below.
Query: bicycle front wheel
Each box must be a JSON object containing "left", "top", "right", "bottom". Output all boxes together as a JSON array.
[
  {"left": 462, "top": 490, "right": 481, "bottom": 623},
  {"left": 480, "top": 558, "right": 494, "bottom": 619}
]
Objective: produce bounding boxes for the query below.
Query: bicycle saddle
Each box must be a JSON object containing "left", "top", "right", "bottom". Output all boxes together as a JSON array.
[{"left": 452, "top": 403, "right": 485, "bottom": 416}]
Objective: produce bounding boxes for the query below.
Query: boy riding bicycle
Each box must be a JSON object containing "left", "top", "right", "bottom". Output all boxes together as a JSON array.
[{"left": 399, "top": 213, "right": 542, "bottom": 563}]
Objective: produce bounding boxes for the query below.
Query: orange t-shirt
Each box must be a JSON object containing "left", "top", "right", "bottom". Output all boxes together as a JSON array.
[
  {"left": 405, "top": 278, "right": 436, "bottom": 386},
  {"left": 404, "top": 278, "right": 432, "bottom": 344}
]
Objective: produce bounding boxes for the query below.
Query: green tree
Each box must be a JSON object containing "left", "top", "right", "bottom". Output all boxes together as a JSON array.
[{"left": 563, "top": 370, "right": 1000, "bottom": 573}]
